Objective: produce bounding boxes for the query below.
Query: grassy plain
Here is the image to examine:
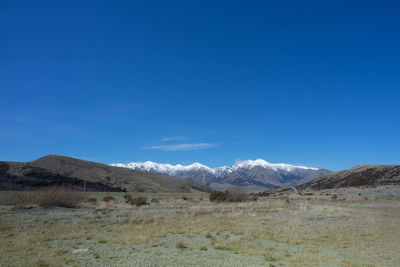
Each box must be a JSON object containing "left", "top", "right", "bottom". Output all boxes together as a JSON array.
[{"left": 1, "top": 188, "right": 399, "bottom": 266}]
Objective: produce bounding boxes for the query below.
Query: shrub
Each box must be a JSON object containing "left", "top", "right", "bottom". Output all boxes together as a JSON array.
[
  {"left": 176, "top": 241, "right": 186, "bottom": 249},
  {"left": 248, "top": 195, "right": 258, "bottom": 201},
  {"left": 124, "top": 194, "right": 134, "bottom": 204},
  {"left": 35, "top": 186, "right": 85, "bottom": 208},
  {"left": 2, "top": 191, "right": 36, "bottom": 208},
  {"left": 209, "top": 190, "right": 229, "bottom": 202},
  {"left": 226, "top": 186, "right": 248, "bottom": 202},
  {"left": 3, "top": 185, "right": 85, "bottom": 208},
  {"left": 86, "top": 197, "right": 97, "bottom": 203},
  {"left": 209, "top": 187, "right": 249, "bottom": 202},
  {"left": 102, "top": 196, "right": 115, "bottom": 202},
  {"left": 132, "top": 196, "right": 148, "bottom": 206}
]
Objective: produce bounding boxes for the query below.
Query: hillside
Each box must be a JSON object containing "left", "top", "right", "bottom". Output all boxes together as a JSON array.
[
  {"left": 297, "top": 164, "right": 400, "bottom": 190},
  {"left": 0, "top": 155, "right": 211, "bottom": 193}
]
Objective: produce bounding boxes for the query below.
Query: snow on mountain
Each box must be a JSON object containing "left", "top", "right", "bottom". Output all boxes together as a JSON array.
[
  {"left": 112, "top": 159, "right": 317, "bottom": 176},
  {"left": 113, "top": 161, "right": 214, "bottom": 175},
  {"left": 231, "top": 159, "right": 318, "bottom": 172},
  {"left": 111, "top": 159, "right": 330, "bottom": 190}
]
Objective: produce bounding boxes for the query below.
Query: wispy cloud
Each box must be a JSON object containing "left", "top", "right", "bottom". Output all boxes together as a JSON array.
[
  {"left": 161, "top": 136, "right": 187, "bottom": 141},
  {"left": 142, "top": 143, "right": 218, "bottom": 151}
]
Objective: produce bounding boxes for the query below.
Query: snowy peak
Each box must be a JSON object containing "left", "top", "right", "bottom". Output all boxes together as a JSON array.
[
  {"left": 111, "top": 159, "right": 330, "bottom": 190},
  {"left": 233, "top": 159, "right": 318, "bottom": 171},
  {"left": 112, "top": 161, "right": 214, "bottom": 175},
  {"left": 111, "top": 159, "right": 319, "bottom": 176}
]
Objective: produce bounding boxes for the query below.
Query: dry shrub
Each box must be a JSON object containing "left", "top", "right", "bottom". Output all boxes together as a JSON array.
[
  {"left": 123, "top": 195, "right": 148, "bottom": 206},
  {"left": 133, "top": 196, "right": 148, "bottom": 206},
  {"left": 277, "top": 196, "right": 290, "bottom": 203},
  {"left": 210, "top": 187, "right": 249, "bottom": 203},
  {"left": 124, "top": 194, "right": 134, "bottom": 204},
  {"left": 3, "top": 186, "right": 85, "bottom": 208},
  {"left": 1, "top": 191, "right": 36, "bottom": 208},
  {"left": 176, "top": 241, "right": 187, "bottom": 249},
  {"left": 35, "top": 186, "right": 85, "bottom": 208},
  {"left": 226, "top": 186, "right": 249, "bottom": 202},
  {"left": 86, "top": 197, "right": 97, "bottom": 203},
  {"left": 102, "top": 196, "right": 116, "bottom": 202},
  {"left": 209, "top": 190, "right": 229, "bottom": 202}
]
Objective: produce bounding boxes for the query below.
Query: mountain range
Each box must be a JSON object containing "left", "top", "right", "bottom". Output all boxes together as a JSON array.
[{"left": 112, "top": 159, "right": 331, "bottom": 190}]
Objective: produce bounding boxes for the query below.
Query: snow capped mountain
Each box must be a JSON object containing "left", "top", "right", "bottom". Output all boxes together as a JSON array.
[
  {"left": 112, "top": 161, "right": 213, "bottom": 175},
  {"left": 111, "top": 159, "right": 331, "bottom": 190}
]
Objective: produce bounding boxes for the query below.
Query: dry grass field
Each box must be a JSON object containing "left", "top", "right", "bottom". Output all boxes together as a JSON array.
[{"left": 1, "top": 187, "right": 399, "bottom": 266}]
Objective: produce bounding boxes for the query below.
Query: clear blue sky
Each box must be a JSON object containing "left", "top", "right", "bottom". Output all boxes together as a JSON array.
[{"left": 1, "top": 0, "right": 399, "bottom": 170}]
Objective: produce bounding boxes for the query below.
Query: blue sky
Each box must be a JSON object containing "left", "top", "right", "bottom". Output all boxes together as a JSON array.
[{"left": 1, "top": 0, "right": 399, "bottom": 170}]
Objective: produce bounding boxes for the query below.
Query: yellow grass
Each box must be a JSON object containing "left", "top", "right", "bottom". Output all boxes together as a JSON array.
[{"left": 1, "top": 190, "right": 399, "bottom": 266}]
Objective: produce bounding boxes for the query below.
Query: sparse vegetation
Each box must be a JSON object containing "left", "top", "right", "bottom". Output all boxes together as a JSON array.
[
  {"left": 209, "top": 187, "right": 249, "bottom": 202},
  {"left": 226, "top": 186, "right": 249, "bottom": 202},
  {"left": 132, "top": 196, "right": 148, "bottom": 206},
  {"left": 176, "top": 241, "right": 186, "bottom": 249},
  {"left": 1, "top": 185, "right": 85, "bottom": 208},
  {"left": 123, "top": 194, "right": 148, "bottom": 206},
  {"left": 209, "top": 190, "right": 229, "bottom": 202},
  {"left": 102, "top": 196, "right": 116, "bottom": 202},
  {"left": 86, "top": 197, "right": 97, "bottom": 203},
  {"left": 151, "top": 198, "right": 159, "bottom": 203},
  {"left": 0, "top": 187, "right": 399, "bottom": 266},
  {"left": 124, "top": 194, "right": 134, "bottom": 204}
]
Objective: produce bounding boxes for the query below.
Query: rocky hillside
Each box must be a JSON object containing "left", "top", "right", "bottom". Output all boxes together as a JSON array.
[
  {"left": 297, "top": 164, "right": 400, "bottom": 190},
  {"left": 0, "top": 155, "right": 211, "bottom": 193}
]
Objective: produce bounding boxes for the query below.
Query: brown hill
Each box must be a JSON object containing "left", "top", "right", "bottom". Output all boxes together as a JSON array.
[
  {"left": 297, "top": 164, "right": 400, "bottom": 190},
  {"left": 0, "top": 155, "right": 211, "bottom": 193}
]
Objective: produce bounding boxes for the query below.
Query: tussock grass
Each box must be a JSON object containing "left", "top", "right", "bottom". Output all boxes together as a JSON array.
[{"left": 1, "top": 190, "right": 400, "bottom": 266}]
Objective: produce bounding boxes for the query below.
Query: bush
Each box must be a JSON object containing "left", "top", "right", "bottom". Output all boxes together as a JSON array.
[
  {"left": 2, "top": 185, "right": 85, "bottom": 208},
  {"left": 37, "top": 186, "right": 85, "bottom": 208},
  {"left": 132, "top": 196, "right": 148, "bottom": 206},
  {"left": 123, "top": 195, "right": 148, "bottom": 206},
  {"left": 102, "top": 196, "right": 115, "bottom": 202},
  {"left": 209, "top": 187, "right": 249, "bottom": 203},
  {"left": 0, "top": 191, "right": 35, "bottom": 208},
  {"left": 124, "top": 194, "right": 134, "bottom": 204},
  {"left": 176, "top": 241, "right": 186, "bottom": 249},
  {"left": 209, "top": 190, "right": 229, "bottom": 202},
  {"left": 86, "top": 197, "right": 97, "bottom": 203},
  {"left": 248, "top": 195, "right": 258, "bottom": 201},
  {"left": 226, "top": 186, "right": 248, "bottom": 202}
]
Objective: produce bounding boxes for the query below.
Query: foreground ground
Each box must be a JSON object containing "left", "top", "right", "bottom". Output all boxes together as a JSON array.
[{"left": 1, "top": 187, "right": 400, "bottom": 267}]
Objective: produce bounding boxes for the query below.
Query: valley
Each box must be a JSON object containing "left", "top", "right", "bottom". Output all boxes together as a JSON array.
[
  {"left": 1, "top": 186, "right": 399, "bottom": 266},
  {"left": 1, "top": 156, "right": 400, "bottom": 266}
]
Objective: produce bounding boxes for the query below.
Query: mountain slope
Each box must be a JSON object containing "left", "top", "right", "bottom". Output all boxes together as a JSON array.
[
  {"left": 112, "top": 159, "right": 331, "bottom": 189},
  {"left": 0, "top": 155, "right": 211, "bottom": 193},
  {"left": 297, "top": 164, "right": 400, "bottom": 190}
]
